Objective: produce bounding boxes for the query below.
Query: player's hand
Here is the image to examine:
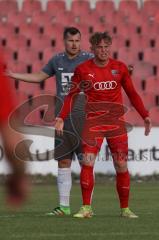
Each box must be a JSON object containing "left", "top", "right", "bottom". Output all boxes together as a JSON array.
[
  {"left": 128, "top": 65, "right": 134, "bottom": 75},
  {"left": 144, "top": 117, "right": 151, "bottom": 136},
  {"left": 54, "top": 117, "right": 64, "bottom": 136},
  {"left": 5, "top": 69, "right": 14, "bottom": 78}
]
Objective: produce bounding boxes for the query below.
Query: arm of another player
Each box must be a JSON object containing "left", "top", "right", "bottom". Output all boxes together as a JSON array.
[
  {"left": 55, "top": 67, "right": 82, "bottom": 135},
  {"left": 0, "top": 63, "right": 30, "bottom": 206},
  {"left": 6, "top": 70, "right": 49, "bottom": 83},
  {"left": 121, "top": 64, "right": 151, "bottom": 136}
]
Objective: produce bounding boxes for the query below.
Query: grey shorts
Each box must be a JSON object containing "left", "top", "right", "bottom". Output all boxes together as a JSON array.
[{"left": 54, "top": 112, "right": 85, "bottom": 161}]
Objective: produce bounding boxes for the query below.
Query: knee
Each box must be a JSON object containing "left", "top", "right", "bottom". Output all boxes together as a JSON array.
[
  {"left": 114, "top": 161, "right": 127, "bottom": 173},
  {"left": 58, "top": 159, "right": 71, "bottom": 168},
  {"left": 82, "top": 153, "right": 96, "bottom": 167}
]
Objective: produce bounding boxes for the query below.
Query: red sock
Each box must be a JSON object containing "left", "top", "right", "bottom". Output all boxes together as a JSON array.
[
  {"left": 80, "top": 165, "right": 94, "bottom": 205},
  {"left": 116, "top": 170, "right": 130, "bottom": 208}
]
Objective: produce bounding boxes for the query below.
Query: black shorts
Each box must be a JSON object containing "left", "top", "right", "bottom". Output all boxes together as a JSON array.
[{"left": 54, "top": 112, "right": 85, "bottom": 161}]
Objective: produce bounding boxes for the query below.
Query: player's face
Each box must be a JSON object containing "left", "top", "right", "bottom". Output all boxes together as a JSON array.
[
  {"left": 93, "top": 39, "right": 111, "bottom": 63},
  {"left": 64, "top": 33, "right": 81, "bottom": 58}
]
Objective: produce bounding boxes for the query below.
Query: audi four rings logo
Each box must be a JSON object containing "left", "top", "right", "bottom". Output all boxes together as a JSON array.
[{"left": 94, "top": 81, "right": 117, "bottom": 90}]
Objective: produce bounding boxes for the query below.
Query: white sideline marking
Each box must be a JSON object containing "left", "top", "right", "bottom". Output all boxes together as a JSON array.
[
  {"left": 0, "top": 215, "right": 16, "bottom": 218},
  {"left": 9, "top": 232, "right": 159, "bottom": 239},
  {"left": 0, "top": 211, "right": 153, "bottom": 219},
  {"left": 0, "top": 214, "right": 45, "bottom": 218}
]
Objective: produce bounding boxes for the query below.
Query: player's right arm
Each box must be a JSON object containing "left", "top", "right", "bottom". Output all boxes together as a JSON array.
[
  {"left": 7, "top": 70, "right": 49, "bottom": 83},
  {"left": 6, "top": 55, "right": 57, "bottom": 83}
]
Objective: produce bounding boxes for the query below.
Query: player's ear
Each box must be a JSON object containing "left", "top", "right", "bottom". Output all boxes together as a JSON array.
[{"left": 90, "top": 45, "right": 94, "bottom": 52}]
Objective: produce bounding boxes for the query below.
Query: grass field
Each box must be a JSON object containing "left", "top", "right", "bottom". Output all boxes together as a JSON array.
[{"left": 0, "top": 181, "right": 159, "bottom": 240}]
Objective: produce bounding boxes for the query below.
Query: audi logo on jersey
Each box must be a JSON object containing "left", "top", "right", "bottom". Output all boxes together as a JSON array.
[{"left": 94, "top": 81, "right": 117, "bottom": 90}]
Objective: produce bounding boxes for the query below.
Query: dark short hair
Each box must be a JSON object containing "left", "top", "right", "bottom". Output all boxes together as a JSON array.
[
  {"left": 89, "top": 32, "right": 112, "bottom": 46},
  {"left": 63, "top": 27, "right": 81, "bottom": 39}
]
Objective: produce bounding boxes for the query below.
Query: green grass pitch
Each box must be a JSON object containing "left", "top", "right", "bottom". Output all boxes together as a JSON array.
[{"left": 0, "top": 181, "right": 159, "bottom": 240}]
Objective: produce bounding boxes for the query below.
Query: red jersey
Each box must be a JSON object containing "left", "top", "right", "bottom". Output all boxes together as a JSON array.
[
  {"left": 0, "top": 60, "right": 16, "bottom": 124},
  {"left": 59, "top": 58, "right": 149, "bottom": 120}
]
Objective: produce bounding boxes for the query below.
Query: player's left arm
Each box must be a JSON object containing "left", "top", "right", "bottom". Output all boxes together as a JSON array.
[
  {"left": 55, "top": 67, "right": 82, "bottom": 135},
  {"left": 121, "top": 64, "right": 151, "bottom": 135}
]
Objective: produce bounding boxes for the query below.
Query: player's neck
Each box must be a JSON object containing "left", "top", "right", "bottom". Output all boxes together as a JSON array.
[
  {"left": 93, "top": 58, "right": 109, "bottom": 67},
  {"left": 65, "top": 50, "right": 80, "bottom": 59}
]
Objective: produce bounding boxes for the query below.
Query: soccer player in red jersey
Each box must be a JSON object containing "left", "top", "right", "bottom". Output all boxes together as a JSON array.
[
  {"left": 0, "top": 57, "right": 29, "bottom": 207},
  {"left": 55, "top": 32, "right": 151, "bottom": 218}
]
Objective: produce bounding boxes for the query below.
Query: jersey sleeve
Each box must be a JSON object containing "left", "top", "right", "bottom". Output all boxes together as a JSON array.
[
  {"left": 58, "top": 66, "right": 82, "bottom": 120},
  {"left": 42, "top": 56, "right": 56, "bottom": 77},
  {"left": 0, "top": 63, "right": 17, "bottom": 125},
  {"left": 121, "top": 63, "right": 149, "bottom": 119},
  {"left": 87, "top": 52, "right": 94, "bottom": 59}
]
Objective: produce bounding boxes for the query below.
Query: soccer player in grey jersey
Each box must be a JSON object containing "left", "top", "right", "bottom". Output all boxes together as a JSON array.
[{"left": 7, "top": 27, "right": 93, "bottom": 215}]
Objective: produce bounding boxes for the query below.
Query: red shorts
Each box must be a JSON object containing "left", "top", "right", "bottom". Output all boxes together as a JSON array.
[{"left": 82, "top": 134, "right": 128, "bottom": 162}]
